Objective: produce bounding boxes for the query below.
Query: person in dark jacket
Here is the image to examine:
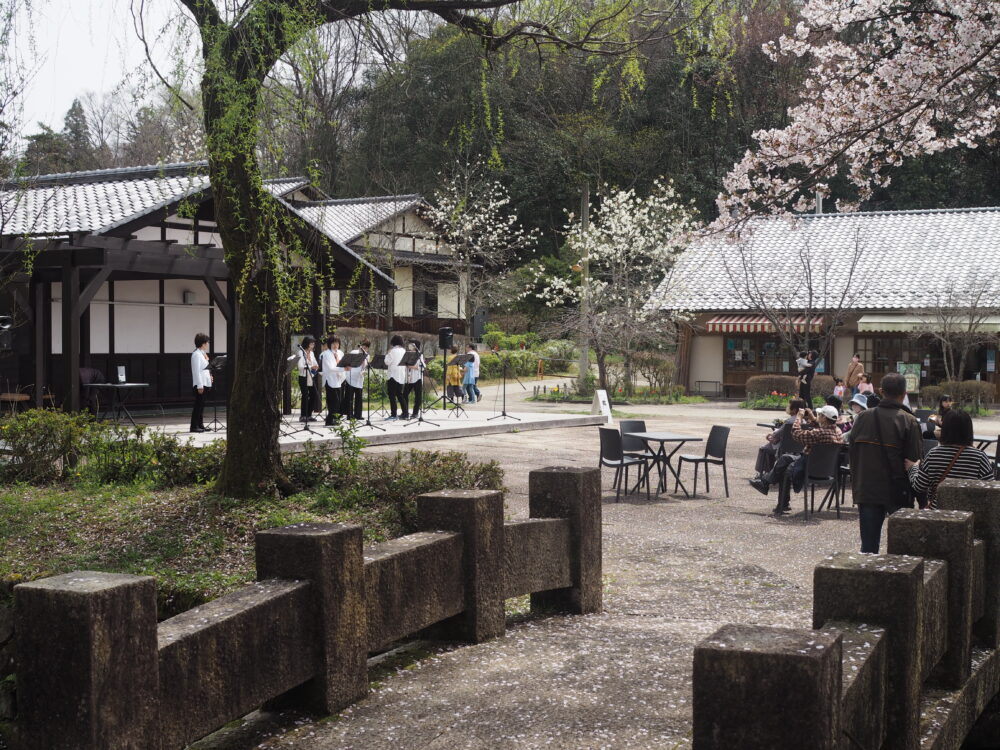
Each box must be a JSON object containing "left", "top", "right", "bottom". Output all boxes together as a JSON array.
[{"left": 848, "top": 372, "right": 922, "bottom": 553}]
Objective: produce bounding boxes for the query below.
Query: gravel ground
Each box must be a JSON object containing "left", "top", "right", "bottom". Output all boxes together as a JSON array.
[{"left": 203, "top": 401, "right": 1000, "bottom": 750}]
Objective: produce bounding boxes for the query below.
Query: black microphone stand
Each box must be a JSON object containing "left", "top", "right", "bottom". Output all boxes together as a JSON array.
[
  {"left": 488, "top": 349, "right": 523, "bottom": 422},
  {"left": 360, "top": 351, "right": 386, "bottom": 432},
  {"left": 403, "top": 351, "right": 439, "bottom": 427}
]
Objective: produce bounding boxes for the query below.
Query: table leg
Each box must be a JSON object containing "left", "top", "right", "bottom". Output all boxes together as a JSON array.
[
  {"left": 118, "top": 390, "right": 138, "bottom": 428},
  {"left": 663, "top": 442, "right": 689, "bottom": 497}
]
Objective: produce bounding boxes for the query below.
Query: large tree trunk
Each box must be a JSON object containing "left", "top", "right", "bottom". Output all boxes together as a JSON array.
[{"left": 200, "top": 52, "right": 294, "bottom": 498}]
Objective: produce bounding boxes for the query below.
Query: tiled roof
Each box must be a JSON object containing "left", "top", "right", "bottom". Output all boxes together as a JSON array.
[
  {"left": 291, "top": 195, "right": 424, "bottom": 245},
  {"left": 0, "top": 162, "right": 313, "bottom": 237},
  {"left": 650, "top": 207, "right": 1000, "bottom": 313}
]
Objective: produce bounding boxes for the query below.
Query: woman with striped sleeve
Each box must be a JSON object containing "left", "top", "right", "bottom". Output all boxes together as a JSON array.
[{"left": 907, "top": 410, "right": 996, "bottom": 509}]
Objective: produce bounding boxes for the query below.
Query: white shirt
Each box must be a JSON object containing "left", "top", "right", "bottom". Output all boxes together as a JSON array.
[
  {"left": 320, "top": 348, "right": 344, "bottom": 388},
  {"left": 385, "top": 345, "right": 407, "bottom": 383},
  {"left": 406, "top": 353, "right": 425, "bottom": 384},
  {"left": 469, "top": 350, "right": 481, "bottom": 378},
  {"left": 191, "top": 348, "right": 212, "bottom": 388},
  {"left": 344, "top": 349, "right": 367, "bottom": 389},
  {"left": 297, "top": 348, "right": 319, "bottom": 385}
]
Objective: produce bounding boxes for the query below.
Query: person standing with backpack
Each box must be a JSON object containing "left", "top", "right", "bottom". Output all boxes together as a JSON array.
[{"left": 847, "top": 372, "right": 922, "bottom": 553}]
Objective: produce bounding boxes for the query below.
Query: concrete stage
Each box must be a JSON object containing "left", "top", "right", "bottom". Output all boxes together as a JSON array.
[{"left": 138, "top": 406, "right": 607, "bottom": 452}]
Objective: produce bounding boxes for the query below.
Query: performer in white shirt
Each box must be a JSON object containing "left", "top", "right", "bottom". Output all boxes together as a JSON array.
[
  {"left": 384, "top": 334, "right": 407, "bottom": 420},
  {"left": 189, "top": 332, "right": 212, "bottom": 433},
  {"left": 466, "top": 343, "right": 482, "bottom": 402},
  {"left": 320, "top": 336, "right": 345, "bottom": 426},
  {"left": 296, "top": 336, "right": 320, "bottom": 422},
  {"left": 403, "top": 339, "right": 426, "bottom": 418},
  {"left": 342, "top": 338, "right": 370, "bottom": 420}
]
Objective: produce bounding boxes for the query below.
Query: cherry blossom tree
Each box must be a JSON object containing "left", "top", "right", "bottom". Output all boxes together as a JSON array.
[
  {"left": 529, "top": 180, "right": 698, "bottom": 393},
  {"left": 422, "top": 163, "right": 537, "bottom": 336},
  {"left": 716, "top": 0, "right": 1000, "bottom": 222}
]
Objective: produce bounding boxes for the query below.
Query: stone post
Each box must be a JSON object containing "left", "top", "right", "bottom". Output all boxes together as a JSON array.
[
  {"left": 937, "top": 479, "right": 1000, "bottom": 647},
  {"left": 888, "top": 508, "right": 975, "bottom": 686},
  {"left": 15, "top": 571, "right": 160, "bottom": 749},
  {"left": 417, "top": 489, "right": 505, "bottom": 642},
  {"left": 813, "top": 552, "right": 924, "bottom": 750},
  {"left": 693, "top": 624, "right": 842, "bottom": 749},
  {"left": 528, "top": 466, "right": 602, "bottom": 614},
  {"left": 256, "top": 522, "right": 367, "bottom": 713}
]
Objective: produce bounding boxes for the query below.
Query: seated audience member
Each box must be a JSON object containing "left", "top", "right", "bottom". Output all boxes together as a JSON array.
[
  {"left": 754, "top": 398, "right": 807, "bottom": 474},
  {"left": 924, "top": 394, "right": 953, "bottom": 439},
  {"left": 750, "top": 405, "right": 843, "bottom": 515},
  {"left": 908, "top": 410, "right": 995, "bottom": 509}
]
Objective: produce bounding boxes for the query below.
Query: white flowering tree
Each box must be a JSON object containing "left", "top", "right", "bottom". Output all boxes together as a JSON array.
[
  {"left": 423, "top": 164, "right": 536, "bottom": 336},
  {"left": 715, "top": 0, "right": 1000, "bottom": 221},
  {"left": 530, "top": 180, "right": 698, "bottom": 394}
]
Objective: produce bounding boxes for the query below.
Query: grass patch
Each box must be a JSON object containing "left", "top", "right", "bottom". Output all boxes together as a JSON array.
[{"left": 0, "top": 449, "right": 504, "bottom": 620}]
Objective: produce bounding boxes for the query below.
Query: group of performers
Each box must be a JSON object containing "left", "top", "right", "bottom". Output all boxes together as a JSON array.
[
  {"left": 189, "top": 331, "right": 446, "bottom": 433},
  {"left": 296, "top": 334, "right": 428, "bottom": 425}
]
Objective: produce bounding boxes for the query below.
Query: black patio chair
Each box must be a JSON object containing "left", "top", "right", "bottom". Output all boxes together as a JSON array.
[
  {"left": 620, "top": 420, "right": 656, "bottom": 460},
  {"left": 676, "top": 425, "right": 730, "bottom": 498},
  {"left": 599, "top": 427, "right": 652, "bottom": 502},
  {"left": 837, "top": 446, "right": 850, "bottom": 510},
  {"left": 800, "top": 443, "right": 843, "bottom": 519},
  {"left": 915, "top": 409, "right": 934, "bottom": 423},
  {"left": 776, "top": 422, "right": 805, "bottom": 457},
  {"left": 923, "top": 438, "right": 940, "bottom": 455}
]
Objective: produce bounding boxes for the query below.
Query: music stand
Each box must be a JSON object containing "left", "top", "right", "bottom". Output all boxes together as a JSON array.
[
  {"left": 204, "top": 355, "right": 228, "bottom": 432},
  {"left": 279, "top": 354, "right": 305, "bottom": 438},
  {"left": 488, "top": 349, "right": 522, "bottom": 422},
  {"left": 401, "top": 350, "right": 438, "bottom": 427},
  {"left": 369, "top": 353, "right": 390, "bottom": 419},
  {"left": 344, "top": 351, "right": 385, "bottom": 432}
]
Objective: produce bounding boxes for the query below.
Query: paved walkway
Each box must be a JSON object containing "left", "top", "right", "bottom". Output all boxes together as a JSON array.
[{"left": 197, "top": 402, "right": 1000, "bottom": 750}]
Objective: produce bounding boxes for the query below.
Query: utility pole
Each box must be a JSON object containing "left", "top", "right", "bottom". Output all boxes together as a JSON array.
[{"left": 577, "top": 181, "right": 590, "bottom": 392}]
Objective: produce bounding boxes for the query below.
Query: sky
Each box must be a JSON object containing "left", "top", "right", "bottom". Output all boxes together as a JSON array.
[{"left": 17, "top": 0, "right": 178, "bottom": 131}]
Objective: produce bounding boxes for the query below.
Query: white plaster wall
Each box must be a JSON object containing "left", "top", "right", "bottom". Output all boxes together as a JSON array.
[
  {"left": 89, "top": 303, "right": 110, "bottom": 353},
  {"left": 214, "top": 308, "right": 227, "bottom": 352},
  {"left": 437, "top": 282, "right": 461, "bottom": 318},
  {"left": 113, "top": 280, "right": 160, "bottom": 353},
  {"left": 689, "top": 335, "right": 724, "bottom": 387},
  {"left": 394, "top": 265, "right": 414, "bottom": 316},
  {"left": 833, "top": 334, "right": 856, "bottom": 380}
]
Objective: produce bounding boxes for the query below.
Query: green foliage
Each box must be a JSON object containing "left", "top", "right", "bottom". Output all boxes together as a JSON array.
[
  {"left": 631, "top": 350, "right": 676, "bottom": 392},
  {"left": 481, "top": 323, "right": 541, "bottom": 352},
  {"left": 0, "top": 410, "right": 93, "bottom": 483},
  {"left": 741, "top": 394, "right": 826, "bottom": 410},
  {"left": 743, "top": 375, "right": 799, "bottom": 399},
  {"left": 936, "top": 380, "right": 996, "bottom": 407}
]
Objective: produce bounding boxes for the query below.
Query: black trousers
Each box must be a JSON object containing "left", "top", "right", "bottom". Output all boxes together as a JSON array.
[
  {"left": 190, "top": 387, "right": 206, "bottom": 431},
  {"left": 799, "top": 378, "right": 812, "bottom": 404},
  {"left": 387, "top": 378, "right": 405, "bottom": 417},
  {"left": 299, "top": 376, "right": 316, "bottom": 420},
  {"left": 325, "top": 385, "right": 342, "bottom": 425},
  {"left": 346, "top": 384, "right": 363, "bottom": 420},
  {"left": 403, "top": 380, "right": 422, "bottom": 416},
  {"left": 859, "top": 503, "right": 899, "bottom": 554}
]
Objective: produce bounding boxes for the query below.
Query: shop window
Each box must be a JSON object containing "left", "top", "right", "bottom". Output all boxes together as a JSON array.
[{"left": 725, "top": 338, "right": 757, "bottom": 370}]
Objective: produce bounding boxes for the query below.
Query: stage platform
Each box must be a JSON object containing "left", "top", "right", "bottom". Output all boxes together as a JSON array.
[{"left": 145, "top": 407, "right": 608, "bottom": 452}]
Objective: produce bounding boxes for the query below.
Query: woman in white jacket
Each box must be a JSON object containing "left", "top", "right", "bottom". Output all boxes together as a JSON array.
[{"left": 189, "top": 332, "right": 212, "bottom": 433}]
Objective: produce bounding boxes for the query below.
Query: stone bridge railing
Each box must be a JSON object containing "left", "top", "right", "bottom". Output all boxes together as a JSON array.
[
  {"left": 694, "top": 479, "right": 1000, "bottom": 750},
  {"left": 10, "top": 466, "right": 601, "bottom": 750}
]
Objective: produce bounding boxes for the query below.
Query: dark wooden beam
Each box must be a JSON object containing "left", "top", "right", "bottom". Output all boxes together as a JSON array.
[
  {"left": 31, "top": 280, "right": 44, "bottom": 408},
  {"left": 61, "top": 264, "right": 81, "bottom": 412},
  {"left": 203, "top": 277, "right": 232, "bottom": 321},
  {"left": 76, "top": 235, "right": 225, "bottom": 260},
  {"left": 103, "top": 249, "right": 229, "bottom": 279},
  {"left": 12, "top": 286, "right": 32, "bottom": 325},
  {"left": 78, "top": 268, "right": 112, "bottom": 311}
]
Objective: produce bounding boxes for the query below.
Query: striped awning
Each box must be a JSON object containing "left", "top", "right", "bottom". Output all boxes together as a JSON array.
[
  {"left": 858, "top": 314, "right": 1000, "bottom": 333},
  {"left": 703, "top": 314, "right": 823, "bottom": 334}
]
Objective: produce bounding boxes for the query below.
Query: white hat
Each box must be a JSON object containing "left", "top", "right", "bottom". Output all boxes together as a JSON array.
[{"left": 817, "top": 405, "right": 839, "bottom": 422}]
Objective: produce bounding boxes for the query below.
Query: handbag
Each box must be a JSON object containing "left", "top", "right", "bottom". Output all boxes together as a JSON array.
[{"left": 873, "top": 408, "right": 915, "bottom": 508}]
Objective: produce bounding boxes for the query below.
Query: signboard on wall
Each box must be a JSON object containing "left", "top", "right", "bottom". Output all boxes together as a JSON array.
[{"left": 897, "top": 362, "right": 921, "bottom": 393}]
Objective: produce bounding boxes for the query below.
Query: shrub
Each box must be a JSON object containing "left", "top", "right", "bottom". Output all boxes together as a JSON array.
[
  {"left": 920, "top": 385, "right": 944, "bottom": 407},
  {"left": 744, "top": 375, "right": 799, "bottom": 398},
  {"left": 150, "top": 434, "right": 227, "bottom": 487},
  {"left": 940, "top": 380, "right": 996, "bottom": 406},
  {"left": 812, "top": 374, "right": 836, "bottom": 399},
  {"left": 0, "top": 409, "right": 93, "bottom": 483},
  {"left": 632, "top": 351, "right": 676, "bottom": 392},
  {"left": 538, "top": 339, "right": 578, "bottom": 364},
  {"left": 81, "top": 424, "right": 158, "bottom": 484}
]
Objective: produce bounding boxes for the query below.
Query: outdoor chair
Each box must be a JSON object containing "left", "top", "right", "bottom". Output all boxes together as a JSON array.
[
  {"left": 599, "top": 427, "right": 652, "bottom": 502},
  {"left": 923, "top": 438, "right": 940, "bottom": 455},
  {"left": 915, "top": 409, "right": 934, "bottom": 423},
  {"left": 676, "top": 425, "right": 730, "bottom": 498},
  {"left": 620, "top": 420, "right": 656, "bottom": 460},
  {"left": 800, "top": 443, "right": 843, "bottom": 519},
  {"left": 837, "top": 446, "right": 850, "bottom": 508},
  {"left": 776, "top": 422, "right": 805, "bottom": 457},
  {"left": 0, "top": 380, "right": 30, "bottom": 415}
]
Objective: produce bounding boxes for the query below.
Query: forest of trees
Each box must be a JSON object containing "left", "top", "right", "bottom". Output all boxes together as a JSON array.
[{"left": 13, "top": 1, "right": 1000, "bottom": 279}]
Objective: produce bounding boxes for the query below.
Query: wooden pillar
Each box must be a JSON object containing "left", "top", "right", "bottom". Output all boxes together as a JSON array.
[
  {"left": 30, "top": 279, "right": 45, "bottom": 408},
  {"left": 62, "top": 264, "right": 80, "bottom": 412},
  {"left": 309, "top": 280, "right": 323, "bottom": 338}
]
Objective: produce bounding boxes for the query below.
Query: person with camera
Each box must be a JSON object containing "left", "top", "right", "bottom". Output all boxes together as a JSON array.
[
  {"left": 848, "top": 372, "right": 922, "bottom": 553},
  {"left": 750, "top": 404, "right": 843, "bottom": 514}
]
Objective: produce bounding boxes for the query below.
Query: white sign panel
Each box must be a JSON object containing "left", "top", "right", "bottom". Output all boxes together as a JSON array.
[{"left": 592, "top": 389, "right": 613, "bottom": 423}]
